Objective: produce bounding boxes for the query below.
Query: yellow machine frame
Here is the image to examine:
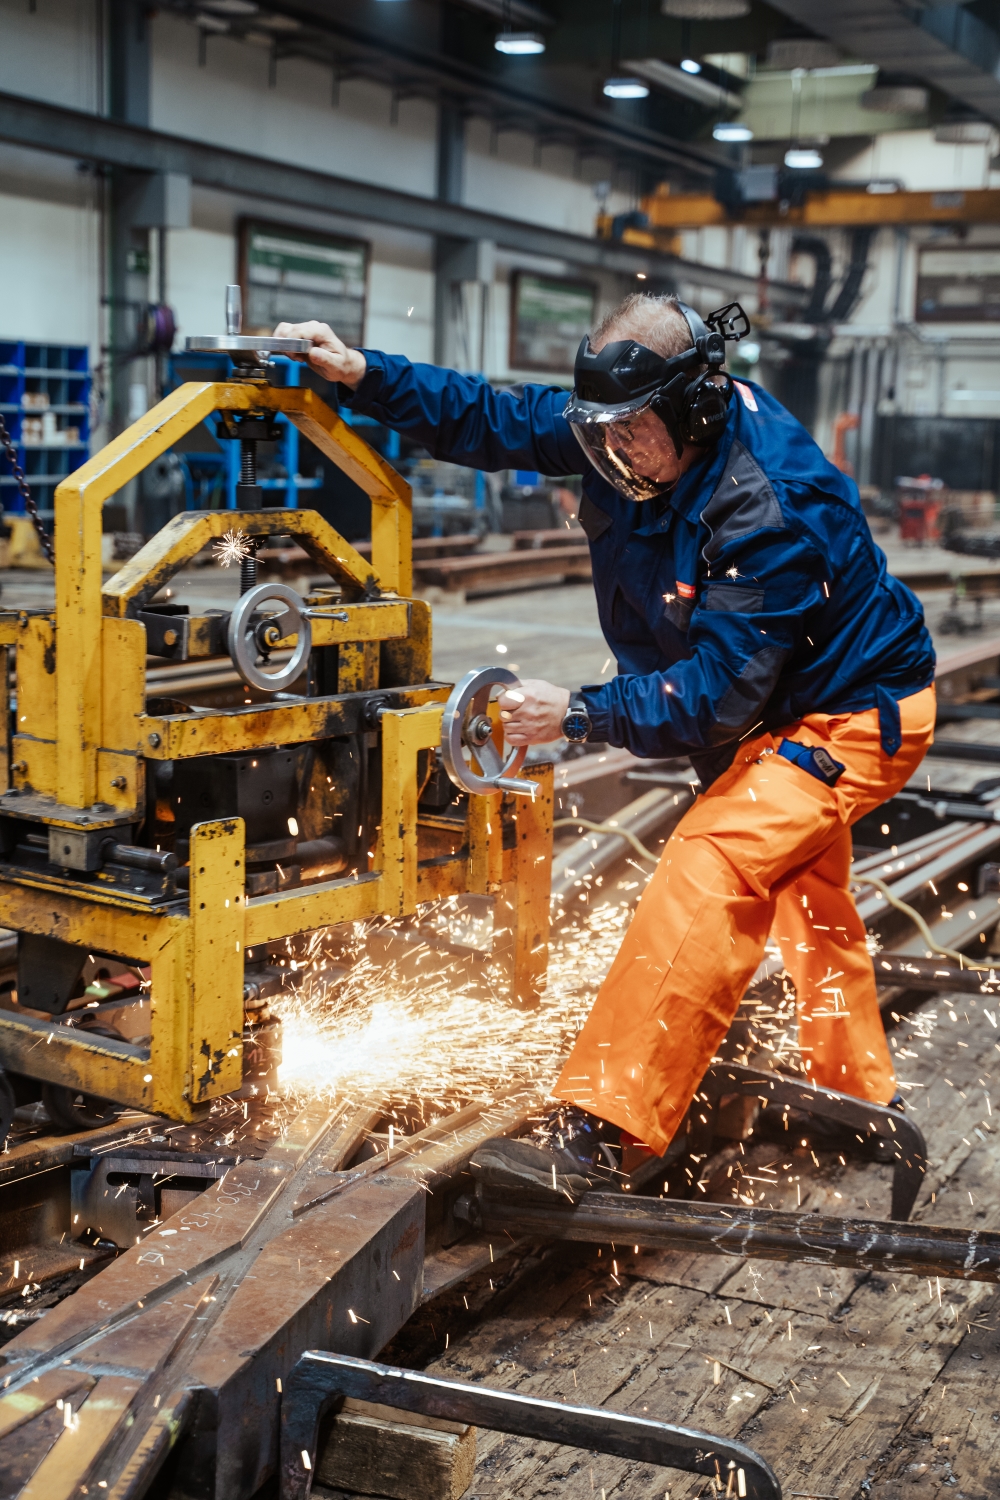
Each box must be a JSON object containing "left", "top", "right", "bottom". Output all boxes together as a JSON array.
[{"left": 0, "top": 380, "right": 553, "bottom": 1121}]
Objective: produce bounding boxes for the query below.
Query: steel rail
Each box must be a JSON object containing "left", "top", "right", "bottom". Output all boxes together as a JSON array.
[{"left": 459, "top": 1188, "right": 1000, "bottom": 1285}]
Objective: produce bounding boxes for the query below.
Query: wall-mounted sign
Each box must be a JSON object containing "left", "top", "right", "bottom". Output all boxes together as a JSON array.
[
  {"left": 509, "top": 273, "right": 597, "bottom": 374},
  {"left": 916, "top": 247, "right": 1000, "bottom": 323},
  {"left": 239, "top": 219, "right": 369, "bottom": 343}
]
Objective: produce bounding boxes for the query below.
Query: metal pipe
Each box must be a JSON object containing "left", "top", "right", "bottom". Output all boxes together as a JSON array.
[
  {"left": 296, "top": 836, "right": 348, "bottom": 875},
  {"left": 461, "top": 1189, "right": 1000, "bottom": 1284},
  {"left": 103, "top": 842, "right": 177, "bottom": 873},
  {"left": 551, "top": 785, "right": 694, "bottom": 900}
]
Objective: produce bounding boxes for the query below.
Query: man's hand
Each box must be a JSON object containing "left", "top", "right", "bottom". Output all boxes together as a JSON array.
[
  {"left": 272, "top": 321, "right": 367, "bottom": 389},
  {"left": 497, "top": 679, "right": 571, "bottom": 746}
]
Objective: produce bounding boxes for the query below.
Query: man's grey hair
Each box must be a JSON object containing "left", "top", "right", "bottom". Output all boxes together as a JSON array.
[{"left": 591, "top": 292, "right": 693, "bottom": 358}]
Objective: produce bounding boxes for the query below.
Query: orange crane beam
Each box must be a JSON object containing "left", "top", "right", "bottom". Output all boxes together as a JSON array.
[{"left": 631, "top": 187, "right": 1000, "bottom": 231}]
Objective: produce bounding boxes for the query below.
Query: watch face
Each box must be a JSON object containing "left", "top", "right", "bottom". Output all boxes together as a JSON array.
[{"left": 563, "top": 711, "right": 590, "bottom": 742}]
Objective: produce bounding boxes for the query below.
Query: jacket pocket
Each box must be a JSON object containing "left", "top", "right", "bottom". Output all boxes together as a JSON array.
[
  {"left": 662, "top": 595, "right": 694, "bottom": 633},
  {"left": 705, "top": 583, "right": 765, "bottom": 613}
]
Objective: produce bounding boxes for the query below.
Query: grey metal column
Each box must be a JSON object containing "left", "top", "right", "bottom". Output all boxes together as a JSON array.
[
  {"left": 434, "top": 98, "right": 466, "bottom": 367},
  {"left": 108, "top": 0, "right": 152, "bottom": 439}
]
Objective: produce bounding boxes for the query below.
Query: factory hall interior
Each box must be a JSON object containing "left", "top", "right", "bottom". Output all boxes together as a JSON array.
[{"left": 8, "top": 3, "right": 1000, "bottom": 1500}]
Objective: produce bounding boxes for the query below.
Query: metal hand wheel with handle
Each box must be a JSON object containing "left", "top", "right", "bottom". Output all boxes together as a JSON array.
[
  {"left": 440, "top": 667, "right": 538, "bottom": 798},
  {"left": 228, "top": 582, "right": 312, "bottom": 693}
]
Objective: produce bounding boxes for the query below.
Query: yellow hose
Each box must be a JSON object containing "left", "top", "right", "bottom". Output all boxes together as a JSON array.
[
  {"left": 855, "top": 872, "right": 996, "bottom": 974},
  {"left": 552, "top": 817, "right": 660, "bottom": 863}
]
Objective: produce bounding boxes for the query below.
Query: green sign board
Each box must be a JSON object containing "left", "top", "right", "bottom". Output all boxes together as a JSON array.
[
  {"left": 510, "top": 272, "right": 596, "bottom": 374},
  {"left": 240, "top": 219, "right": 369, "bottom": 343}
]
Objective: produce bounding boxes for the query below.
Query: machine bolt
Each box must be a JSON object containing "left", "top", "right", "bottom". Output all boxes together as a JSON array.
[
  {"left": 10, "top": 761, "right": 25, "bottom": 774},
  {"left": 163, "top": 628, "right": 178, "bottom": 647},
  {"left": 110, "top": 776, "right": 127, "bottom": 789},
  {"left": 468, "top": 714, "right": 494, "bottom": 747},
  {"left": 148, "top": 733, "right": 161, "bottom": 747}
]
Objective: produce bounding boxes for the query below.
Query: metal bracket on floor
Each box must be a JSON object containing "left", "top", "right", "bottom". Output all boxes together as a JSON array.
[
  {"left": 694, "top": 1063, "right": 928, "bottom": 1221},
  {"left": 279, "top": 1351, "right": 782, "bottom": 1500}
]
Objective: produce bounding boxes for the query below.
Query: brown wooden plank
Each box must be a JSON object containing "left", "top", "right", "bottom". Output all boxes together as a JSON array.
[{"left": 316, "top": 1397, "right": 475, "bottom": 1500}]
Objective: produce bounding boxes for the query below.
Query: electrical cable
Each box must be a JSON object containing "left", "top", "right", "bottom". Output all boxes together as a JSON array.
[
  {"left": 553, "top": 816, "right": 659, "bottom": 863},
  {"left": 854, "top": 872, "right": 997, "bottom": 974}
]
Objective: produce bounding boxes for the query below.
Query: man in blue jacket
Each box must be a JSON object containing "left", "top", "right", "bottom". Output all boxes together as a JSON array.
[{"left": 277, "top": 294, "right": 936, "bottom": 1199}]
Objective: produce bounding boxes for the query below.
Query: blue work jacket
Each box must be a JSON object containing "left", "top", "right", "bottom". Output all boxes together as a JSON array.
[{"left": 344, "top": 353, "right": 935, "bottom": 782}]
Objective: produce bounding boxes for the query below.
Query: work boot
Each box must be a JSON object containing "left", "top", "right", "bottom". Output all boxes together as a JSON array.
[{"left": 472, "top": 1105, "right": 641, "bottom": 1201}]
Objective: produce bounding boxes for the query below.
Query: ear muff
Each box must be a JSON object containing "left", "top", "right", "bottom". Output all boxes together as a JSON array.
[{"left": 678, "top": 371, "right": 733, "bottom": 446}]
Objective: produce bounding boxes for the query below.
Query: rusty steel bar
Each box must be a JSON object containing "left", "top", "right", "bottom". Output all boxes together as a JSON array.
[
  {"left": 458, "top": 1189, "right": 1000, "bottom": 1283},
  {"left": 279, "top": 1353, "right": 782, "bottom": 1500}
]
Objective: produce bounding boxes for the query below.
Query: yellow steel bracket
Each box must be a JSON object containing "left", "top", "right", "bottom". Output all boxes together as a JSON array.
[
  {"left": 53, "top": 380, "right": 412, "bottom": 812},
  {"left": 379, "top": 704, "right": 446, "bottom": 918}
]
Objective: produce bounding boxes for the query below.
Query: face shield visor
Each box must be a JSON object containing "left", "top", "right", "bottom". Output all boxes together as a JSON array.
[
  {"left": 564, "top": 392, "right": 680, "bottom": 504},
  {"left": 567, "top": 299, "right": 750, "bottom": 503}
]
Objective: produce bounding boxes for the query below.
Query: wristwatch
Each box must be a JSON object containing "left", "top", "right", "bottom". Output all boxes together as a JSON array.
[{"left": 561, "top": 696, "right": 592, "bottom": 743}]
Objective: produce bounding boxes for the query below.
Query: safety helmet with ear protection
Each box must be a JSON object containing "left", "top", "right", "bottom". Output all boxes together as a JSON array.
[{"left": 564, "top": 300, "right": 750, "bottom": 502}]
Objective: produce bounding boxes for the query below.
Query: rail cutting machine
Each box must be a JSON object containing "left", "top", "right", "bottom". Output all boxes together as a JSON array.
[{"left": 0, "top": 296, "right": 553, "bottom": 1139}]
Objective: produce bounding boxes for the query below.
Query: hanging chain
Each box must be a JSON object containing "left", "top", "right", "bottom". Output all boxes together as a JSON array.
[{"left": 0, "top": 412, "right": 55, "bottom": 564}]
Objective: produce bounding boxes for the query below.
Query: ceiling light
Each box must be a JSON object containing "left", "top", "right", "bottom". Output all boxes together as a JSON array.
[
  {"left": 604, "top": 76, "right": 650, "bottom": 99},
  {"left": 712, "top": 122, "right": 753, "bottom": 142},
  {"left": 784, "top": 146, "right": 823, "bottom": 169},
  {"left": 679, "top": 58, "right": 701, "bottom": 74},
  {"left": 495, "top": 31, "right": 545, "bottom": 55}
]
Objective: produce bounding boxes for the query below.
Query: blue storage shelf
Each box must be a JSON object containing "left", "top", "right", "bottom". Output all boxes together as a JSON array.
[{"left": 0, "top": 340, "right": 91, "bottom": 518}]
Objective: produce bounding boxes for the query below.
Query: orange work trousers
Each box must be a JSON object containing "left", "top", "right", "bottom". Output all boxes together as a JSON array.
[{"left": 554, "top": 686, "right": 936, "bottom": 1156}]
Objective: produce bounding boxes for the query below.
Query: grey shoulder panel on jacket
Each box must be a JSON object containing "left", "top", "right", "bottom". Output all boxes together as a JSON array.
[
  {"left": 578, "top": 492, "right": 613, "bottom": 541},
  {"left": 701, "top": 440, "right": 784, "bottom": 561}
]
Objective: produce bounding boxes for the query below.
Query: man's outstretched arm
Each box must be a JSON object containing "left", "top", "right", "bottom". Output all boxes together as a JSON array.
[{"left": 274, "top": 320, "right": 582, "bottom": 477}]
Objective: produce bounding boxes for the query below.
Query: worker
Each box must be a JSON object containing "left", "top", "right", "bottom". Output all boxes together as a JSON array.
[{"left": 276, "top": 295, "right": 936, "bottom": 1198}]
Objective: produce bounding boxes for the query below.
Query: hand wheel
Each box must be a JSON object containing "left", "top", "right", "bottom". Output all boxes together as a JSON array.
[
  {"left": 228, "top": 582, "right": 312, "bottom": 693},
  {"left": 440, "top": 666, "right": 538, "bottom": 798}
]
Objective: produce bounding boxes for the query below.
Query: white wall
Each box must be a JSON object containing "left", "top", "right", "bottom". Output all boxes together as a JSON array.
[
  {"left": 0, "top": 187, "right": 102, "bottom": 348},
  {"left": 0, "top": 0, "right": 103, "bottom": 112},
  {"left": 151, "top": 14, "right": 439, "bottom": 199},
  {"left": 836, "top": 130, "right": 1000, "bottom": 193}
]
